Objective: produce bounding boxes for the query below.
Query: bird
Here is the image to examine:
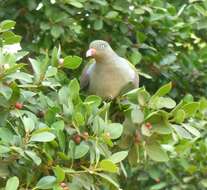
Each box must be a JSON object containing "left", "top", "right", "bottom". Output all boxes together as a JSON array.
[{"left": 80, "top": 40, "right": 139, "bottom": 99}]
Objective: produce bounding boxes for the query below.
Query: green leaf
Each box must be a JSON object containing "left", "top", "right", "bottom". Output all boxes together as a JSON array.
[
  {"left": 45, "top": 67, "right": 57, "bottom": 77},
  {"left": 0, "top": 127, "right": 14, "bottom": 143},
  {"left": 160, "top": 54, "right": 176, "bottom": 65},
  {"left": 194, "top": 4, "right": 207, "bottom": 16},
  {"left": 171, "top": 124, "right": 192, "bottom": 139},
  {"left": 70, "top": 142, "right": 90, "bottom": 159},
  {"left": 149, "top": 83, "right": 173, "bottom": 109},
  {"left": 35, "top": 176, "right": 56, "bottom": 189},
  {"left": 182, "top": 102, "right": 199, "bottom": 118},
  {"left": 146, "top": 142, "right": 169, "bottom": 162},
  {"left": 58, "top": 86, "right": 69, "bottom": 105},
  {"left": 0, "top": 145, "right": 10, "bottom": 154},
  {"left": 5, "top": 176, "right": 19, "bottom": 190},
  {"left": 2, "top": 31, "right": 21, "bottom": 44},
  {"left": 63, "top": 56, "right": 82, "bottom": 69},
  {"left": 22, "top": 116, "right": 35, "bottom": 132},
  {"left": 84, "top": 95, "right": 102, "bottom": 107},
  {"left": 53, "top": 165, "right": 65, "bottom": 182},
  {"left": 7, "top": 72, "right": 33, "bottom": 83},
  {"left": 30, "top": 132, "right": 56, "bottom": 142},
  {"left": 152, "top": 123, "right": 172, "bottom": 135},
  {"left": 25, "top": 150, "right": 41, "bottom": 166},
  {"left": 57, "top": 131, "right": 66, "bottom": 151},
  {"left": 51, "top": 120, "right": 64, "bottom": 131},
  {"left": 73, "top": 112, "right": 85, "bottom": 126},
  {"left": 100, "top": 159, "right": 119, "bottom": 173},
  {"left": 131, "top": 106, "right": 144, "bottom": 124},
  {"left": 134, "top": 8, "right": 145, "bottom": 15},
  {"left": 138, "top": 71, "right": 152, "bottom": 79},
  {"left": 182, "top": 124, "right": 201, "bottom": 138},
  {"left": 29, "top": 58, "right": 41, "bottom": 82},
  {"left": 130, "top": 51, "right": 142, "bottom": 65},
  {"left": 109, "top": 151, "right": 128, "bottom": 163},
  {"left": 94, "top": 173, "right": 120, "bottom": 189},
  {"left": 174, "top": 109, "right": 185, "bottom": 123},
  {"left": 201, "top": 179, "right": 207, "bottom": 188},
  {"left": 104, "top": 123, "right": 123, "bottom": 139},
  {"left": 0, "top": 20, "right": 16, "bottom": 32},
  {"left": 3, "top": 64, "right": 25, "bottom": 77},
  {"left": 150, "top": 182, "right": 167, "bottom": 190},
  {"left": 51, "top": 46, "right": 60, "bottom": 67},
  {"left": 154, "top": 82, "right": 172, "bottom": 97},
  {"left": 148, "top": 168, "right": 161, "bottom": 180},
  {"left": 137, "top": 88, "right": 150, "bottom": 106},
  {"left": 51, "top": 26, "right": 64, "bottom": 38},
  {"left": 155, "top": 97, "right": 176, "bottom": 109},
  {"left": 69, "top": 0, "right": 83, "bottom": 8},
  {"left": 69, "top": 78, "right": 80, "bottom": 98},
  {"left": 105, "top": 11, "right": 119, "bottom": 19},
  {"left": 0, "top": 85, "right": 12, "bottom": 100},
  {"left": 94, "top": 20, "right": 103, "bottom": 30},
  {"left": 15, "top": 51, "right": 29, "bottom": 61}
]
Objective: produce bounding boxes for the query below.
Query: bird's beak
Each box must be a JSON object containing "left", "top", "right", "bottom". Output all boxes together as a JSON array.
[{"left": 86, "top": 48, "right": 96, "bottom": 57}]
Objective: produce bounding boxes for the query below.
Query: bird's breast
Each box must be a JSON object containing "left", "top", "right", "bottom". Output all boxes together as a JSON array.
[{"left": 89, "top": 62, "right": 135, "bottom": 98}]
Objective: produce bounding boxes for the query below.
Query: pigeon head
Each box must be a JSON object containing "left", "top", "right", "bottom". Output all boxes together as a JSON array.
[{"left": 86, "top": 40, "right": 114, "bottom": 60}]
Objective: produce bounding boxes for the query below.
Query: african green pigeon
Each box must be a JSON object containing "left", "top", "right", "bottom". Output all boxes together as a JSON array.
[{"left": 80, "top": 40, "right": 139, "bottom": 99}]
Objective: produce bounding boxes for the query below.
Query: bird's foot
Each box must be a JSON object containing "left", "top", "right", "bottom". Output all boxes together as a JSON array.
[{"left": 104, "top": 95, "right": 114, "bottom": 102}]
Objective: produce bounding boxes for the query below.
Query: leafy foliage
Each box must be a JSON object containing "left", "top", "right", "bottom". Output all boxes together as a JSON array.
[{"left": 0, "top": 19, "right": 206, "bottom": 189}]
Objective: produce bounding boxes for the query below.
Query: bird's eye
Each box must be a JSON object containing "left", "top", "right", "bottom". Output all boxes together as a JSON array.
[{"left": 99, "top": 44, "right": 106, "bottom": 49}]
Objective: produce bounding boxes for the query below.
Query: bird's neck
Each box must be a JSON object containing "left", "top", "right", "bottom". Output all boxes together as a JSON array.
[{"left": 95, "top": 51, "right": 118, "bottom": 65}]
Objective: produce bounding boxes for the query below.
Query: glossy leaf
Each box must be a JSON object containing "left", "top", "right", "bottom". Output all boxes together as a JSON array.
[
  {"left": 35, "top": 176, "right": 56, "bottom": 189},
  {"left": 100, "top": 159, "right": 119, "bottom": 173},
  {"left": 109, "top": 151, "right": 128, "bottom": 163},
  {"left": 63, "top": 56, "right": 82, "bottom": 69},
  {"left": 30, "top": 132, "right": 56, "bottom": 142},
  {"left": 5, "top": 176, "right": 19, "bottom": 190},
  {"left": 146, "top": 142, "right": 169, "bottom": 162},
  {"left": 104, "top": 123, "right": 123, "bottom": 139}
]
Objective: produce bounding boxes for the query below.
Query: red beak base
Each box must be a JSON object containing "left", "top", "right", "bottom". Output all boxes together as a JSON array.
[{"left": 86, "top": 48, "right": 96, "bottom": 57}]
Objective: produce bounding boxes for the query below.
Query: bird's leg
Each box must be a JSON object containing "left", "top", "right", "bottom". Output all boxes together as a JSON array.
[{"left": 104, "top": 95, "right": 114, "bottom": 102}]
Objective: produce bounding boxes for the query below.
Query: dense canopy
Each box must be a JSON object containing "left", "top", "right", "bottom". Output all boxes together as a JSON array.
[{"left": 0, "top": 0, "right": 207, "bottom": 189}]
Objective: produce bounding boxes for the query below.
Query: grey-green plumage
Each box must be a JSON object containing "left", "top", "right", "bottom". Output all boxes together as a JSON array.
[{"left": 80, "top": 40, "right": 139, "bottom": 99}]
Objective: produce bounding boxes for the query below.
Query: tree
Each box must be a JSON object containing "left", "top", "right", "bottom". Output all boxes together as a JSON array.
[{"left": 0, "top": 0, "right": 207, "bottom": 189}]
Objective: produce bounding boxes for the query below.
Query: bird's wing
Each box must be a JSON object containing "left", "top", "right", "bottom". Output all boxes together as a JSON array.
[
  {"left": 80, "top": 61, "right": 95, "bottom": 90},
  {"left": 120, "top": 57, "right": 139, "bottom": 87}
]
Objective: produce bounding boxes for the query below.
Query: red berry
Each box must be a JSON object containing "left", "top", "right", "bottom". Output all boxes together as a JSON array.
[
  {"left": 155, "top": 178, "right": 160, "bottom": 183},
  {"left": 15, "top": 102, "right": 23, "bottom": 109},
  {"left": 145, "top": 122, "right": 152, "bottom": 129},
  {"left": 60, "top": 182, "right": 67, "bottom": 187},
  {"left": 73, "top": 134, "right": 81, "bottom": 145}
]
